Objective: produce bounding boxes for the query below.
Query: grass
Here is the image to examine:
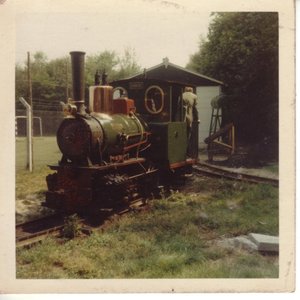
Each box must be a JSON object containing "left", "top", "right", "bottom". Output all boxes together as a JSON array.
[
  {"left": 16, "top": 136, "right": 59, "bottom": 199},
  {"left": 15, "top": 137, "right": 279, "bottom": 279},
  {"left": 15, "top": 137, "right": 59, "bottom": 222},
  {"left": 16, "top": 176, "right": 279, "bottom": 279},
  {"left": 263, "top": 163, "right": 279, "bottom": 174},
  {"left": 16, "top": 166, "right": 51, "bottom": 200},
  {"left": 16, "top": 136, "right": 61, "bottom": 170}
]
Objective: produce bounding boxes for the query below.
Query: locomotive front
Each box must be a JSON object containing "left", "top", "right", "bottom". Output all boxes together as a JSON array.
[
  {"left": 45, "top": 52, "right": 153, "bottom": 212},
  {"left": 57, "top": 51, "right": 150, "bottom": 165}
]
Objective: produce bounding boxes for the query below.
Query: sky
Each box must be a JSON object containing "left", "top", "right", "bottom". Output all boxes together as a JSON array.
[{"left": 15, "top": 0, "right": 213, "bottom": 69}]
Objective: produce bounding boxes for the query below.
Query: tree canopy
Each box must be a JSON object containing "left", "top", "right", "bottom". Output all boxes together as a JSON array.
[
  {"left": 16, "top": 49, "right": 142, "bottom": 111},
  {"left": 187, "top": 12, "right": 278, "bottom": 145}
]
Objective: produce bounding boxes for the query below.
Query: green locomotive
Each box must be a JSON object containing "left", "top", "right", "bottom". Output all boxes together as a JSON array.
[{"left": 44, "top": 51, "right": 199, "bottom": 212}]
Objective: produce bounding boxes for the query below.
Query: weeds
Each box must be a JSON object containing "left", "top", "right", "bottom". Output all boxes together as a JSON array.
[{"left": 62, "top": 214, "right": 82, "bottom": 239}]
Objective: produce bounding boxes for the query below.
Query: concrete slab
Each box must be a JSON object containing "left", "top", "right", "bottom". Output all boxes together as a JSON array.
[
  {"left": 216, "top": 236, "right": 258, "bottom": 253},
  {"left": 232, "top": 236, "right": 258, "bottom": 253},
  {"left": 248, "top": 233, "right": 279, "bottom": 252}
]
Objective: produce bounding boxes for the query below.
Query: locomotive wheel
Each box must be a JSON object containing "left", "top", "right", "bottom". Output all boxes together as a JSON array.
[{"left": 94, "top": 173, "right": 138, "bottom": 207}]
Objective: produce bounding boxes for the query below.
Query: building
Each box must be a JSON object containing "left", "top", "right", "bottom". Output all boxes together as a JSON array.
[{"left": 121, "top": 58, "right": 224, "bottom": 148}]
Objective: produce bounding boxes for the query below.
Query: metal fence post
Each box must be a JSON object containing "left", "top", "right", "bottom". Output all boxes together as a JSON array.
[{"left": 19, "top": 97, "right": 33, "bottom": 172}]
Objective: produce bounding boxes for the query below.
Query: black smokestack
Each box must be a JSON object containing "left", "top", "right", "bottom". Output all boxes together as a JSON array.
[{"left": 70, "top": 51, "right": 85, "bottom": 111}]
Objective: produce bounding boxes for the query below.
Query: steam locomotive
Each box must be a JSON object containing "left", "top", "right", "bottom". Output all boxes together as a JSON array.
[{"left": 44, "top": 51, "right": 199, "bottom": 213}]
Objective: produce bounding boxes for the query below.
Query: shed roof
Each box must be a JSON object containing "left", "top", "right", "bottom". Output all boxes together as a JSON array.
[{"left": 124, "top": 58, "right": 224, "bottom": 87}]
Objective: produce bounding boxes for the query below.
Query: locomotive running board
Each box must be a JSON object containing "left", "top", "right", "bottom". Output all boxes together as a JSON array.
[
  {"left": 48, "top": 157, "right": 146, "bottom": 171},
  {"left": 169, "top": 158, "right": 197, "bottom": 169}
]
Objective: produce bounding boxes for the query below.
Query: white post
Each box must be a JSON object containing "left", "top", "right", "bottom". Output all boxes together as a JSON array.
[
  {"left": 34, "top": 116, "right": 43, "bottom": 136},
  {"left": 19, "top": 97, "right": 33, "bottom": 172}
]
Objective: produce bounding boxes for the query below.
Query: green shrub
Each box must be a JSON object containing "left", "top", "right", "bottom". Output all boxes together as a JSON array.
[{"left": 62, "top": 214, "right": 82, "bottom": 239}]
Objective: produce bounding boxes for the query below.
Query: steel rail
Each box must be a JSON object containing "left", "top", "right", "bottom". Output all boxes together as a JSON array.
[
  {"left": 16, "top": 199, "right": 146, "bottom": 248},
  {"left": 16, "top": 213, "right": 67, "bottom": 248},
  {"left": 193, "top": 162, "right": 279, "bottom": 187}
]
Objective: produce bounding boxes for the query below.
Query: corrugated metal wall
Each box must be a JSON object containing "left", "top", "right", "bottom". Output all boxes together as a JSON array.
[{"left": 196, "top": 86, "right": 221, "bottom": 148}]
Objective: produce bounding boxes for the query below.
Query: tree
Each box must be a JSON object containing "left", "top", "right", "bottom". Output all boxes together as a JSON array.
[
  {"left": 118, "top": 47, "right": 141, "bottom": 79},
  {"left": 46, "top": 56, "right": 71, "bottom": 101},
  {"left": 85, "top": 51, "right": 120, "bottom": 85},
  {"left": 15, "top": 63, "right": 27, "bottom": 101},
  {"left": 31, "top": 51, "right": 50, "bottom": 83},
  {"left": 16, "top": 48, "right": 142, "bottom": 111},
  {"left": 85, "top": 48, "right": 141, "bottom": 85},
  {"left": 16, "top": 51, "right": 67, "bottom": 111},
  {"left": 187, "top": 12, "right": 278, "bottom": 146}
]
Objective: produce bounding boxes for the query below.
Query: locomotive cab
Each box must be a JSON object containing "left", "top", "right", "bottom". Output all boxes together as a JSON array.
[{"left": 111, "top": 78, "right": 199, "bottom": 169}]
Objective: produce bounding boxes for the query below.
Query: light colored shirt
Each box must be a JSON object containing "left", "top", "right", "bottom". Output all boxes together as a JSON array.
[{"left": 182, "top": 91, "right": 198, "bottom": 127}]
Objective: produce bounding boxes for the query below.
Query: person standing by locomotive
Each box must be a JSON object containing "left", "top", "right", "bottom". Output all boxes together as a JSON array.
[
  {"left": 183, "top": 87, "right": 198, "bottom": 135},
  {"left": 182, "top": 86, "right": 199, "bottom": 158}
]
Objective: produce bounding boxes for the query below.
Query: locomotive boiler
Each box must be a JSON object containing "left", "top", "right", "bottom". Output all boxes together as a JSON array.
[
  {"left": 44, "top": 51, "right": 199, "bottom": 213},
  {"left": 57, "top": 52, "right": 150, "bottom": 166}
]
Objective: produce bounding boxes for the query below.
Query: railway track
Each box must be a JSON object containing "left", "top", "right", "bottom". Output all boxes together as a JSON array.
[
  {"left": 16, "top": 165, "right": 278, "bottom": 248},
  {"left": 193, "top": 162, "right": 279, "bottom": 187},
  {"left": 16, "top": 213, "right": 66, "bottom": 248},
  {"left": 16, "top": 198, "right": 146, "bottom": 248}
]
